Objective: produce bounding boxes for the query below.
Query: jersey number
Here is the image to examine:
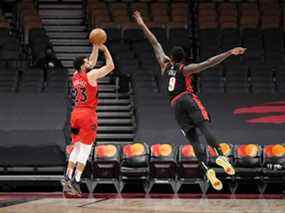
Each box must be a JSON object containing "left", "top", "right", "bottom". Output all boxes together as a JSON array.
[
  {"left": 75, "top": 87, "right": 88, "bottom": 103},
  {"left": 168, "top": 77, "right": 176, "bottom": 92}
]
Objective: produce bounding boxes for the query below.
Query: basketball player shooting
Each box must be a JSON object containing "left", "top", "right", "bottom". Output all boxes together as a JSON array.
[
  {"left": 133, "top": 11, "right": 246, "bottom": 190},
  {"left": 61, "top": 40, "right": 114, "bottom": 196}
]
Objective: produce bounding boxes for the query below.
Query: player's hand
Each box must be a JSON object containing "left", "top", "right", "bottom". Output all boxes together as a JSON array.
[
  {"left": 230, "top": 47, "right": 247, "bottom": 55},
  {"left": 133, "top": 11, "right": 144, "bottom": 26}
]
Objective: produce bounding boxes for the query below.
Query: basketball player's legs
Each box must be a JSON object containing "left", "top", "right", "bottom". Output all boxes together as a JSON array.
[
  {"left": 185, "top": 94, "right": 235, "bottom": 175},
  {"left": 62, "top": 109, "right": 97, "bottom": 195},
  {"left": 68, "top": 109, "right": 97, "bottom": 195},
  {"left": 174, "top": 97, "right": 222, "bottom": 190},
  {"left": 64, "top": 127, "right": 81, "bottom": 180},
  {"left": 196, "top": 121, "right": 235, "bottom": 175},
  {"left": 185, "top": 128, "right": 222, "bottom": 191},
  {"left": 61, "top": 109, "right": 81, "bottom": 194}
]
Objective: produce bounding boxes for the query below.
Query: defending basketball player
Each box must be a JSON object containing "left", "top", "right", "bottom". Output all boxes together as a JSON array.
[
  {"left": 134, "top": 11, "right": 246, "bottom": 190},
  {"left": 61, "top": 41, "right": 114, "bottom": 196}
]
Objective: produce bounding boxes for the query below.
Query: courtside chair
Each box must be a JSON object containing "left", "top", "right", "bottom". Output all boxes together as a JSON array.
[
  {"left": 262, "top": 144, "right": 285, "bottom": 193},
  {"left": 233, "top": 144, "right": 263, "bottom": 194},
  {"left": 120, "top": 142, "right": 150, "bottom": 193},
  {"left": 177, "top": 144, "right": 207, "bottom": 194},
  {"left": 148, "top": 143, "right": 177, "bottom": 193},
  {"left": 92, "top": 143, "right": 121, "bottom": 193},
  {"left": 207, "top": 143, "right": 235, "bottom": 193}
]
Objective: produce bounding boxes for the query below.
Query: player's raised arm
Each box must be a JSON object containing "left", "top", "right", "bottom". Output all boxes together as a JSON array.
[
  {"left": 183, "top": 47, "right": 246, "bottom": 75},
  {"left": 88, "top": 45, "right": 99, "bottom": 69},
  {"left": 87, "top": 45, "right": 115, "bottom": 84},
  {"left": 133, "top": 11, "right": 170, "bottom": 72}
]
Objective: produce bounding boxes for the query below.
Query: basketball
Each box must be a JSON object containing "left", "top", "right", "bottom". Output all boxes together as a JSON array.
[{"left": 89, "top": 28, "right": 107, "bottom": 45}]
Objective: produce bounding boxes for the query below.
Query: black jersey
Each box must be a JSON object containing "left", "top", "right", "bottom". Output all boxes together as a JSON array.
[{"left": 163, "top": 63, "right": 194, "bottom": 102}]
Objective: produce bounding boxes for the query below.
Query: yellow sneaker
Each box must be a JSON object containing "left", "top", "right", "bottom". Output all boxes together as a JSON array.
[
  {"left": 206, "top": 169, "right": 223, "bottom": 191},
  {"left": 216, "top": 156, "right": 235, "bottom": 175}
]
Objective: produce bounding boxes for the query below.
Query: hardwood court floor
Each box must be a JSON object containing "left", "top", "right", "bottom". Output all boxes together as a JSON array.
[{"left": 0, "top": 193, "right": 284, "bottom": 213}]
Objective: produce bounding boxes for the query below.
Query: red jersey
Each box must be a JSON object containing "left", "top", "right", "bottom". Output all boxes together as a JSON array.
[{"left": 72, "top": 71, "right": 98, "bottom": 109}]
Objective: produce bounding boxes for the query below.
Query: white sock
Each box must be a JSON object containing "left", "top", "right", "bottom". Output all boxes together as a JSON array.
[
  {"left": 75, "top": 170, "right": 82, "bottom": 182},
  {"left": 67, "top": 168, "right": 74, "bottom": 179}
]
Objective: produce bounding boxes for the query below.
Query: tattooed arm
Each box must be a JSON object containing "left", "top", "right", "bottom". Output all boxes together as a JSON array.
[
  {"left": 182, "top": 47, "right": 246, "bottom": 75},
  {"left": 133, "top": 11, "right": 170, "bottom": 73}
]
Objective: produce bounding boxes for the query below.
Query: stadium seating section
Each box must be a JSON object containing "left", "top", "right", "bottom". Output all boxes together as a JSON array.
[
  {"left": 198, "top": 0, "right": 285, "bottom": 94},
  {"left": 0, "top": 0, "right": 67, "bottom": 94},
  {"left": 0, "top": 0, "right": 68, "bottom": 175}
]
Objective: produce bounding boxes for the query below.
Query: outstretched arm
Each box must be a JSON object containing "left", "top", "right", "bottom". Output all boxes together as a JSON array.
[
  {"left": 133, "top": 11, "right": 170, "bottom": 72},
  {"left": 88, "top": 45, "right": 99, "bottom": 69},
  {"left": 87, "top": 45, "right": 115, "bottom": 85},
  {"left": 183, "top": 47, "right": 247, "bottom": 75}
]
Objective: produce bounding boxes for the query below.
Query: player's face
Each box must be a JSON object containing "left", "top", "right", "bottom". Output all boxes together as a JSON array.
[{"left": 81, "top": 58, "right": 91, "bottom": 72}]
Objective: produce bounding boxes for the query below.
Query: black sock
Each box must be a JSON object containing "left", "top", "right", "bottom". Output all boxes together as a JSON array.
[{"left": 185, "top": 128, "right": 209, "bottom": 174}]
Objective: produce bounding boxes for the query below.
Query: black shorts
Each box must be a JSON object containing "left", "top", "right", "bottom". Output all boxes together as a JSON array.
[{"left": 173, "top": 93, "right": 210, "bottom": 132}]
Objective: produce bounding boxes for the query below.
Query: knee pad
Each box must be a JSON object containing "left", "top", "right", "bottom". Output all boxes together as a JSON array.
[
  {"left": 71, "top": 127, "right": 80, "bottom": 135},
  {"left": 77, "top": 143, "right": 93, "bottom": 165}
]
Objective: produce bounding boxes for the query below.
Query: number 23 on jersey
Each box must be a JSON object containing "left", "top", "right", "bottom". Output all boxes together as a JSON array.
[{"left": 74, "top": 86, "right": 88, "bottom": 103}]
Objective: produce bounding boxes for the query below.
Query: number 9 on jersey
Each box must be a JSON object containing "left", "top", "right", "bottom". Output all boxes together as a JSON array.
[{"left": 168, "top": 77, "right": 176, "bottom": 92}]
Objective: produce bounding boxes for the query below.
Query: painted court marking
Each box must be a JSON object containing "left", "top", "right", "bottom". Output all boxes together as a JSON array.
[{"left": 0, "top": 198, "right": 284, "bottom": 213}]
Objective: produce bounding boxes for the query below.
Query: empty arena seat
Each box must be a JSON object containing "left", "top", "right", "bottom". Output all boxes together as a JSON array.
[
  {"left": 110, "top": 3, "right": 130, "bottom": 24},
  {"left": 171, "top": 2, "right": 188, "bottom": 24},
  {"left": 260, "top": 1, "right": 281, "bottom": 29},
  {"left": 262, "top": 29, "right": 284, "bottom": 64},
  {"left": 234, "top": 144, "right": 263, "bottom": 183},
  {"left": 176, "top": 144, "right": 205, "bottom": 193},
  {"left": 199, "top": 28, "right": 220, "bottom": 60},
  {"left": 250, "top": 65, "right": 275, "bottom": 93},
  {"left": 120, "top": 142, "right": 149, "bottom": 192},
  {"left": 240, "top": 3, "right": 260, "bottom": 27},
  {"left": 123, "top": 23, "right": 145, "bottom": 42},
  {"left": 242, "top": 29, "right": 264, "bottom": 64},
  {"left": 151, "top": 2, "right": 169, "bottom": 17},
  {"left": 130, "top": 2, "right": 150, "bottom": 22},
  {"left": 0, "top": 27, "right": 9, "bottom": 47},
  {"left": 225, "top": 64, "right": 249, "bottom": 93},
  {"left": 221, "top": 29, "right": 241, "bottom": 51},
  {"left": 92, "top": 143, "right": 121, "bottom": 192},
  {"left": 219, "top": 3, "right": 238, "bottom": 29},
  {"left": 199, "top": 66, "right": 225, "bottom": 93},
  {"left": 262, "top": 144, "right": 285, "bottom": 179},
  {"left": 168, "top": 23, "right": 189, "bottom": 49},
  {"left": 275, "top": 66, "right": 285, "bottom": 93},
  {"left": 91, "top": 9, "right": 111, "bottom": 26},
  {"left": 148, "top": 143, "right": 177, "bottom": 192}
]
